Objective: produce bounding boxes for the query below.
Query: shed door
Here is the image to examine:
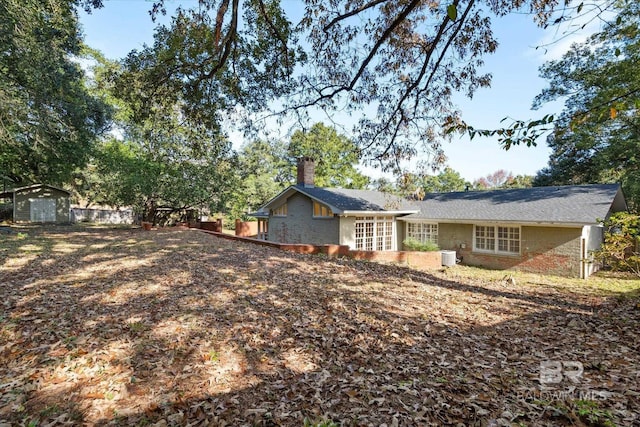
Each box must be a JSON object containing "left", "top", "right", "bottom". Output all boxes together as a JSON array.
[{"left": 30, "top": 198, "right": 56, "bottom": 222}]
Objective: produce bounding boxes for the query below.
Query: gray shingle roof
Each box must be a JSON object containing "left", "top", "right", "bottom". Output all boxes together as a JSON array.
[
  {"left": 294, "top": 185, "right": 417, "bottom": 213},
  {"left": 402, "top": 184, "right": 625, "bottom": 225}
]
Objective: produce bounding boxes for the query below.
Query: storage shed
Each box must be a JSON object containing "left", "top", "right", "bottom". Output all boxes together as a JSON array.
[{"left": 0, "top": 184, "right": 71, "bottom": 223}]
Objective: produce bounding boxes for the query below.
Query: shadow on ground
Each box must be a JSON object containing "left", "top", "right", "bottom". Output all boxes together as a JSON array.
[{"left": 0, "top": 226, "right": 638, "bottom": 426}]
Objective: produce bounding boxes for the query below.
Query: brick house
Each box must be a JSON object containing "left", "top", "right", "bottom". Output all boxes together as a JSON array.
[
  {"left": 253, "top": 159, "right": 627, "bottom": 278},
  {"left": 253, "top": 158, "right": 417, "bottom": 251}
]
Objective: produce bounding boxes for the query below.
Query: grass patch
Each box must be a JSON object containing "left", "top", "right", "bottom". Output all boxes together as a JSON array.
[{"left": 439, "top": 265, "right": 640, "bottom": 297}]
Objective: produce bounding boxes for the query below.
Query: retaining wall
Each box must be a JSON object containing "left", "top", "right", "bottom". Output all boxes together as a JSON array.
[{"left": 197, "top": 229, "right": 441, "bottom": 270}]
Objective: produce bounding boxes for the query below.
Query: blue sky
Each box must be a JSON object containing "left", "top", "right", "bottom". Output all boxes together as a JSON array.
[{"left": 78, "top": 1, "right": 577, "bottom": 182}]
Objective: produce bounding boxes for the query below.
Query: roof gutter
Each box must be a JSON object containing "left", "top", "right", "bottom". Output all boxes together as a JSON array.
[
  {"left": 396, "top": 217, "right": 600, "bottom": 227},
  {"left": 341, "top": 210, "right": 419, "bottom": 216}
]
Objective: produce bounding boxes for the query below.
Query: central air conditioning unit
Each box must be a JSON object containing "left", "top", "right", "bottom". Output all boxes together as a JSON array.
[{"left": 440, "top": 250, "right": 457, "bottom": 267}]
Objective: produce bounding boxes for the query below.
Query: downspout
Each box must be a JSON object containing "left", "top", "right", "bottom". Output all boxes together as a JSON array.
[{"left": 580, "top": 236, "right": 586, "bottom": 279}]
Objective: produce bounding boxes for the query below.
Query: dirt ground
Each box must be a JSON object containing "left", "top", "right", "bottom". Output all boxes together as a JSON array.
[{"left": 1, "top": 226, "right": 639, "bottom": 426}]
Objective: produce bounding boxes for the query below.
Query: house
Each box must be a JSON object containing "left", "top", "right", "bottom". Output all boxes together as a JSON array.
[
  {"left": 255, "top": 157, "right": 418, "bottom": 250},
  {"left": 253, "top": 159, "right": 627, "bottom": 278},
  {"left": 401, "top": 184, "right": 627, "bottom": 279},
  {"left": 0, "top": 184, "right": 71, "bottom": 223}
]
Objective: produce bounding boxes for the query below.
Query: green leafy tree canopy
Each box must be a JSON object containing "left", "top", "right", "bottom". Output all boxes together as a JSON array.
[
  {"left": 0, "top": 0, "right": 110, "bottom": 186},
  {"left": 288, "top": 123, "right": 370, "bottom": 189},
  {"left": 533, "top": 0, "right": 640, "bottom": 210},
  {"left": 130, "top": 0, "right": 591, "bottom": 172}
]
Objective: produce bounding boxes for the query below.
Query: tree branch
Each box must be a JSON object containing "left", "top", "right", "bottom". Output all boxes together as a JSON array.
[
  {"left": 367, "top": 0, "right": 471, "bottom": 158},
  {"left": 322, "top": 0, "right": 390, "bottom": 32},
  {"left": 257, "top": 0, "right": 291, "bottom": 72},
  {"left": 201, "top": 0, "right": 239, "bottom": 81}
]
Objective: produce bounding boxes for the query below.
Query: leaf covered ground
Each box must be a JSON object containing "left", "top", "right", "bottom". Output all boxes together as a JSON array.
[{"left": 1, "top": 226, "right": 639, "bottom": 426}]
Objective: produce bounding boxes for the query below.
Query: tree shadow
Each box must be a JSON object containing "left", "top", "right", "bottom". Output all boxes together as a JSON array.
[{"left": 1, "top": 227, "right": 638, "bottom": 426}]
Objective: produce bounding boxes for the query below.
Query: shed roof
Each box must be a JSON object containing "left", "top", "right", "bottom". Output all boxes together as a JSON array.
[
  {"left": 0, "top": 184, "right": 71, "bottom": 199},
  {"left": 401, "top": 184, "right": 626, "bottom": 225}
]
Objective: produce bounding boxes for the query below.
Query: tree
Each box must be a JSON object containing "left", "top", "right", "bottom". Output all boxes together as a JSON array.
[
  {"left": 231, "top": 138, "right": 290, "bottom": 217},
  {"left": 473, "top": 169, "right": 514, "bottom": 189},
  {"left": 422, "top": 167, "right": 469, "bottom": 193},
  {"left": 390, "top": 166, "right": 469, "bottom": 198},
  {"left": 369, "top": 177, "right": 397, "bottom": 194},
  {"left": 503, "top": 174, "right": 534, "bottom": 189},
  {"left": 593, "top": 212, "right": 640, "bottom": 277},
  {"left": 131, "top": 0, "right": 597, "bottom": 173},
  {"left": 117, "top": 1, "right": 304, "bottom": 145},
  {"left": 82, "top": 49, "right": 239, "bottom": 223},
  {"left": 472, "top": 170, "right": 533, "bottom": 189},
  {"left": 0, "top": 0, "right": 110, "bottom": 186},
  {"left": 288, "top": 123, "right": 370, "bottom": 189},
  {"left": 533, "top": 0, "right": 640, "bottom": 210}
]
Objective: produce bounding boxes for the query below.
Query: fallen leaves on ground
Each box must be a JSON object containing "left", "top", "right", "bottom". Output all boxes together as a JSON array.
[{"left": 1, "top": 226, "right": 639, "bottom": 426}]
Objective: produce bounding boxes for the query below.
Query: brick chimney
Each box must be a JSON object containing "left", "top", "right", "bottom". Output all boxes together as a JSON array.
[{"left": 296, "top": 157, "right": 315, "bottom": 188}]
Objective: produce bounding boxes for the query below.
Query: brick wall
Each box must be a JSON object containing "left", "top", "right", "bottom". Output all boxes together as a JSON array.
[
  {"left": 199, "top": 219, "right": 223, "bottom": 233},
  {"left": 268, "top": 192, "right": 340, "bottom": 244},
  {"left": 197, "top": 229, "right": 441, "bottom": 270},
  {"left": 437, "top": 223, "right": 583, "bottom": 277},
  {"left": 235, "top": 220, "right": 258, "bottom": 237},
  {"left": 348, "top": 250, "right": 441, "bottom": 270}
]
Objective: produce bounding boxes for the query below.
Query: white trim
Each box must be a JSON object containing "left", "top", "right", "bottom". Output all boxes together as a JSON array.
[
  {"left": 473, "top": 224, "right": 521, "bottom": 256},
  {"left": 354, "top": 216, "right": 395, "bottom": 251},
  {"left": 12, "top": 184, "right": 71, "bottom": 195},
  {"left": 398, "top": 217, "right": 591, "bottom": 228},
  {"left": 342, "top": 210, "right": 416, "bottom": 216},
  {"left": 406, "top": 222, "right": 438, "bottom": 244}
]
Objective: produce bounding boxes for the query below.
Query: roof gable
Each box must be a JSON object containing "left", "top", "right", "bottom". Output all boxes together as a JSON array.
[
  {"left": 403, "top": 184, "right": 626, "bottom": 225},
  {"left": 260, "top": 185, "right": 417, "bottom": 215},
  {"left": 0, "top": 184, "right": 71, "bottom": 199}
]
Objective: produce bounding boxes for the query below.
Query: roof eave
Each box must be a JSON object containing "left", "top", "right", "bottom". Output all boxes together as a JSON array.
[
  {"left": 12, "top": 184, "right": 71, "bottom": 194},
  {"left": 397, "top": 217, "right": 600, "bottom": 227},
  {"left": 341, "top": 210, "right": 419, "bottom": 216},
  {"left": 248, "top": 211, "right": 269, "bottom": 218},
  {"left": 260, "top": 186, "right": 298, "bottom": 210}
]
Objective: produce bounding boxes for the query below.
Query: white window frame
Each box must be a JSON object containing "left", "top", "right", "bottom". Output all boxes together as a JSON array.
[
  {"left": 313, "top": 201, "right": 334, "bottom": 218},
  {"left": 272, "top": 203, "right": 287, "bottom": 217},
  {"left": 355, "top": 216, "right": 395, "bottom": 251},
  {"left": 406, "top": 222, "right": 438, "bottom": 244},
  {"left": 473, "top": 224, "right": 520, "bottom": 255}
]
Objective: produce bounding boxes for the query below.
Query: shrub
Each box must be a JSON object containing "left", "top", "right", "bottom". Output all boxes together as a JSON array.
[
  {"left": 593, "top": 212, "right": 640, "bottom": 277},
  {"left": 0, "top": 203, "right": 12, "bottom": 221},
  {"left": 403, "top": 237, "right": 440, "bottom": 252}
]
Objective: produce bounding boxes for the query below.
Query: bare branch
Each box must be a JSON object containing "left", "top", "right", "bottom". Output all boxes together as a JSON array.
[{"left": 322, "top": 0, "right": 390, "bottom": 32}]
